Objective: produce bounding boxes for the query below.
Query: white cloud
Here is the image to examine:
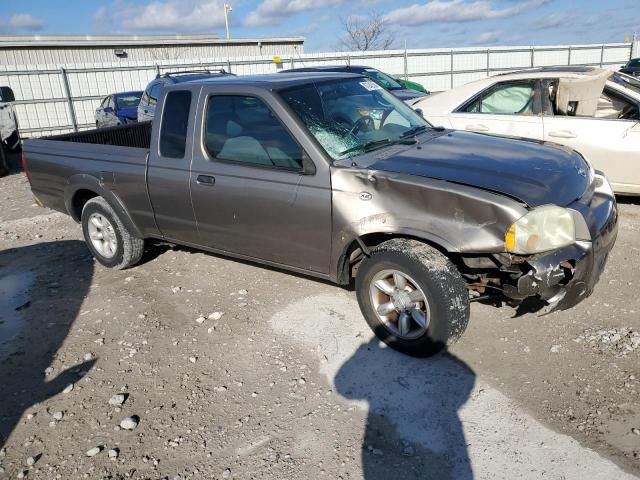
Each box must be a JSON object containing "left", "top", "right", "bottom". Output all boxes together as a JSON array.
[
  {"left": 530, "top": 12, "right": 571, "bottom": 30},
  {"left": 244, "top": 0, "right": 344, "bottom": 27},
  {"left": 94, "top": 0, "right": 227, "bottom": 32},
  {"left": 384, "top": 0, "right": 548, "bottom": 26},
  {"left": 471, "top": 31, "right": 501, "bottom": 44},
  {"left": 8, "top": 14, "right": 45, "bottom": 31}
]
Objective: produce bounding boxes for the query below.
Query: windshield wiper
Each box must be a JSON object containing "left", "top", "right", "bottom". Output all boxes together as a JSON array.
[
  {"left": 339, "top": 137, "right": 416, "bottom": 157},
  {"left": 400, "top": 125, "right": 428, "bottom": 138}
]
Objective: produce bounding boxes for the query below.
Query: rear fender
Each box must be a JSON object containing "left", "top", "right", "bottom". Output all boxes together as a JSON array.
[{"left": 65, "top": 174, "right": 144, "bottom": 239}]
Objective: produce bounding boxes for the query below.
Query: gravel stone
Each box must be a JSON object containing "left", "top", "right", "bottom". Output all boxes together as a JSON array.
[
  {"left": 86, "top": 446, "right": 101, "bottom": 457},
  {"left": 108, "top": 393, "right": 126, "bottom": 406},
  {"left": 120, "top": 416, "right": 139, "bottom": 430},
  {"left": 574, "top": 328, "right": 640, "bottom": 356}
]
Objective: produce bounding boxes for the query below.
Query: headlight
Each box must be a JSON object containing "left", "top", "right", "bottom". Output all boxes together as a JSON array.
[{"left": 504, "top": 205, "right": 575, "bottom": 254}]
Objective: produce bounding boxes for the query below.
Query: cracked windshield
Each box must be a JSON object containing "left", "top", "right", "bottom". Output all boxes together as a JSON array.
[{"left": 280, "top": 77, "right": 430, "bottom": 160}]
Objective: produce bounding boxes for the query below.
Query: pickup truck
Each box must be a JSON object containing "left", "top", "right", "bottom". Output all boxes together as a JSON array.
[{"left": 22, "top": 72, "right": 618, "bottom": 357}]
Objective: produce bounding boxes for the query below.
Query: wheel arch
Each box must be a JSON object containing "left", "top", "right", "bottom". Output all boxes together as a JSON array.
[
  {"left": 65, "top": 175, "right": 144, "bottom": 239},
  {"left": 335, "top": 230, "right": 457, "bottom": 286}
]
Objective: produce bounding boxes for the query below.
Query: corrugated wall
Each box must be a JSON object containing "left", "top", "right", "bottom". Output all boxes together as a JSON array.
[
  {"left": 0, "top": 40, "right": 303, "bottom": 65},
  {"left": 0, "top": 42, "right": 632, "bottom": 137}
]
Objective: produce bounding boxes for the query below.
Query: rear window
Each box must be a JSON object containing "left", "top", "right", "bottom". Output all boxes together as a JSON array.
[{"left": 159, "top": 90, "right": 192, "bottom": 158}]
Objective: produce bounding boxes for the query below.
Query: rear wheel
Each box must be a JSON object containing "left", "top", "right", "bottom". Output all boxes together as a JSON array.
[
  {"left": 356, "top": 238, "right": 470, "bottom": 357},
  {"left": 81, "top": 197, "right": 144, "bottom": 270}
]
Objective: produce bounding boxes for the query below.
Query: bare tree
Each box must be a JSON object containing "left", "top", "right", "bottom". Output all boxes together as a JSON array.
[{"left": 340, "top": 13, "right": 395, "bottom": 51}]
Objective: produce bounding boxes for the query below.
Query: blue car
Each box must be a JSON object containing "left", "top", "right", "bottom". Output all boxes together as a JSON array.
[{"left": 95, "top": 91, "right": 143, "bottom": 128}]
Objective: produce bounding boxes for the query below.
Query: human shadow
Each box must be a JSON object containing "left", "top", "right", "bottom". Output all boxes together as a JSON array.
[
  {"left": 0, "top": 240, "right": 95, "bottom": 449},
  {"left": 335, "top": 336, "right": 475, "bottom": 480}
]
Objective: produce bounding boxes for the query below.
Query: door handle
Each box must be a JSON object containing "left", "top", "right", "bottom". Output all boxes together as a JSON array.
[
  {"left": 548, "top": 130, "right": 577, "bottom": 139},
  {"left": 196, "top": 174, "right": 215, "bottom": 185},
  {"left": 465, "top": 124, "right": 490, "bottom": 132}
]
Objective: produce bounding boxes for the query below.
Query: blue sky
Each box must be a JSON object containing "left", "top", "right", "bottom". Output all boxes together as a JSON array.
[{"left": 1, "top": 0, "right": 639, "bottom": 51}]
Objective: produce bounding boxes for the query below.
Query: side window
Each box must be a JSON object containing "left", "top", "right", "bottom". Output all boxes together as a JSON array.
[
  {"left": 159, "top": 90, "right": 192, "bottom": 158},
  {"left": 148, "top": 83, "right": 162, "bottom": 106},
  {"left": 107, "top": 97, "right": 115, "bottom": 109},
  {"left": 463, "top": 81, "right": 537, "bottom": 115},
  {"left": 204, "top": 95, "right": 305, "bottom": 170},
  {"left": 100, "top": 96, "right": 109, "bottom": 108},
  {"left": 596, "top": 88, "right": 639, "bottom": 120}
]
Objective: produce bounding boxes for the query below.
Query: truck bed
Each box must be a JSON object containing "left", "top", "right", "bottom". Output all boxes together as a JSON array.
[
  {"left": 47, "top": 122, "right": 152, "bottom": 149},
  {"left": 23, "top": 122, "right": 155, "bottom": 235}
]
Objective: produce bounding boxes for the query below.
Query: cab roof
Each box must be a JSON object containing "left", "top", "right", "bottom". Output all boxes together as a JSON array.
[
  {"left": 185, "top": 72, "right": 364, "bottom": 89},
  {"left": 282, "top": 65, "right": 373, "bottom": 72}
]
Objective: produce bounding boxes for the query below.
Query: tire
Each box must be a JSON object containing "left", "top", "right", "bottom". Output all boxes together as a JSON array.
[
  {"left": 81, "top": 197, "right": 144, "bottom": 270},
  {"left": 356, "top": 238, "right": 470, "bottom": 357}
]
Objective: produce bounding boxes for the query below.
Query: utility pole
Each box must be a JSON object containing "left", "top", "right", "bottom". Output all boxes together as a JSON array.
[{"left": 224, "top": 4, "right": 232, "bottom": 40}]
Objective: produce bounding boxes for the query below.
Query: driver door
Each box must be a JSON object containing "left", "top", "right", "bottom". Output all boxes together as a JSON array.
[
  {"left": 190, "top": 92, "right": 332, "bottom": 274},
  {"left": 448, "top": 80, "right": 544, "bottom": 140}
]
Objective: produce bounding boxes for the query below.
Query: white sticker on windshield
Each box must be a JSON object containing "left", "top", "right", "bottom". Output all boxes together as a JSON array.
[{"left": 360, "top": 80, "right": 382, "bottom": 91}]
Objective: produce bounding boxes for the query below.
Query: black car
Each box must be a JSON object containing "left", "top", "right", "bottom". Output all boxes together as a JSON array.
[
  {"left": 620, "top": 58, "right": 640, "bottom": 77},
  {"left": 137, "top": 70, "right": 234, "bottom": 122},
  {"left": 280, "top": 65, "right": 428, "bottom": 103}
]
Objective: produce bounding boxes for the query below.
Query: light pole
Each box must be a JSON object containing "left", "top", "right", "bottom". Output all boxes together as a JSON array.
[{"left": 224, "top": 4, "right": 232, "bottom": 40}]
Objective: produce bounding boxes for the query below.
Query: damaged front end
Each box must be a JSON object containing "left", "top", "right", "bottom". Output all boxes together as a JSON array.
[{"left": 463, "top": 174, "right": 618, "bottom": 314}]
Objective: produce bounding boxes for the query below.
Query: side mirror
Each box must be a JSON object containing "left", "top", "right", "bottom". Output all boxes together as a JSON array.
[
  {"left": 415, "top": 108, "right": 424, "bottom": 118},
  {"left": 300, "top": 151, "right": 316, "bottom": 175},
  {"left": 0, "top": 86, "right": 15, "bottom": 103},
  {"left": 104, "top": 106, "right": 114, "bottom": 113}
]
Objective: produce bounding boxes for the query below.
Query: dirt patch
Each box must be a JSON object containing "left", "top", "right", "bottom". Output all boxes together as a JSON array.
[{"left": 0, "top": 175, "right": 640, "bottom": 478}]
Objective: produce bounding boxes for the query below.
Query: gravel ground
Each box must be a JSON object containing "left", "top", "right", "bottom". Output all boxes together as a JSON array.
[{"left": 0, "top": 172, "right": 639, "bottom": 479}]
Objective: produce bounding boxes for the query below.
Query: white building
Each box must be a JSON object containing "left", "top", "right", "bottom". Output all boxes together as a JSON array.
[{"left": 0, "top": 34, "right": 304, "bottom": 66}]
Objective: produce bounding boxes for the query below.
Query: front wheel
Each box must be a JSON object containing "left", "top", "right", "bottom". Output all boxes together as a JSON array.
[
  {"left": 356, "top": 238, "right": 470, "bottom": 357},
  {"left": 81, "top": 197, "right": 144, "bottom": 270}
]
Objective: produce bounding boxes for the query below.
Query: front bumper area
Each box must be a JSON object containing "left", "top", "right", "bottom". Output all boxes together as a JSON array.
[{"left": 503, "top": 174, "right": 618, "bottom": 313}]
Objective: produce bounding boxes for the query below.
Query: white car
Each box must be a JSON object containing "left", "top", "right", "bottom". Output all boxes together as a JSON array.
[{"left": 413, "top": 66, "right": 640, "bottom": 195}]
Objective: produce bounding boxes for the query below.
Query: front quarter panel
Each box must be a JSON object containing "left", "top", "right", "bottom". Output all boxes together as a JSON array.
[{"left": 330, "top": 167, "right": 528, "bottom": 277}]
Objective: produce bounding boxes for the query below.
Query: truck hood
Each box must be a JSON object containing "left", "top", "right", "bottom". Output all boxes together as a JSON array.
[{"left": 366, "top": 130, "right": 590, "bottom": 207}]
